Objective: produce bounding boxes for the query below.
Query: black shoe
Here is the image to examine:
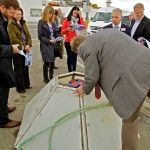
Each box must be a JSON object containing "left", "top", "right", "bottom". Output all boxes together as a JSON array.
[
  {"left": 25, "top": 86, "right": 32, "bottom": 89},
  {"left": 44, "top": 79, "right": 49, "bottom": 83},
  {"left": 54, "top": 66, "right": 58, "bottom": 69},
  {"left": 16, "top": 90, "right": 26, "bottom": 94}
]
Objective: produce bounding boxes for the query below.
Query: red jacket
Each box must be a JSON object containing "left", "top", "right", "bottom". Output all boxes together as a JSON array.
[{"left": 61, "top": 18, "right": 86, "bottom": 42}]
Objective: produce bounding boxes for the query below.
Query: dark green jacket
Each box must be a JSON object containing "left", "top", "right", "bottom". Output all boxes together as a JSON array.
[{"left": 7, "top": 19, "right": 32, "bottom": 47}]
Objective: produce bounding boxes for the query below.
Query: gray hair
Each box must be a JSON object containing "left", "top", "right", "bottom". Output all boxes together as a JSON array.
[{"left": 70, "top": 34, "right": 87, "bottom": 53}]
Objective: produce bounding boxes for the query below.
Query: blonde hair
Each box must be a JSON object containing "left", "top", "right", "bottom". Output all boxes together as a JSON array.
[
  {"left": 133, "top": 3, "right": 144, "bottom": 10},
  {"left": 41, "top": 5, "right": 54, "bottom": 23},
  {"left": 70, "top": 34, "right": 87, "bottom": 53}
]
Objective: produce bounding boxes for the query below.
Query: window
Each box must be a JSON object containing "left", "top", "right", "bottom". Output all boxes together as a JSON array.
[{"left": 93, "top": 12, "right": 111, "bottom": 22}]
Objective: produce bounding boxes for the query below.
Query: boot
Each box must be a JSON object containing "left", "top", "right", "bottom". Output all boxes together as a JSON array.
[
  {"left": 49, "top": 62, "right": 54, "bottom": 80},
  {"left": 43, "top": 63, "right": 49, "bottom": 83}
]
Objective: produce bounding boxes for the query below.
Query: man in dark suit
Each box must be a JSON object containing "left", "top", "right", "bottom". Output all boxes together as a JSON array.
[
  {"left": 0, "top": 0, "right": 21, "bottom": 128},
  {"left": 131, "top": 3, "right": 150, "bottom": 47},
  {"left": 103, "top": 8, "right": 131, "bottom": 36}
]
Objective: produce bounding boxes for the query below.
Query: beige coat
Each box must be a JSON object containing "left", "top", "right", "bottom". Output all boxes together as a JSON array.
[{"left": 78, "top": 29, "right": 150, "bottom": 119}]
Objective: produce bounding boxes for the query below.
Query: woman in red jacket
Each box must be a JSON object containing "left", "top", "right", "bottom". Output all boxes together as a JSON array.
[{"left": 61, "top": 6, "right": 86, "bottom": 72}]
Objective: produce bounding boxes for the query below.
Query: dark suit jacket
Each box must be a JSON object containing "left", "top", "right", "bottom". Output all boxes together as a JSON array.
[
  {"left": 130, "top": 16, "right": 150, "bottom": 47},
  {"left": 103, "top": 23, "right": 131, "bottom": 36},
  {"left": 0, "top": 12, "right": 16, "bottom": 88}
]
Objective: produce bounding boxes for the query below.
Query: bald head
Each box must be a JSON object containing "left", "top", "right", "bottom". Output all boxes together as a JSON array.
[
  {"left": 111, "top": 8, "right": 123, "bottom": 26},
  {"left": 112, "top": 8, "right": 122, "bottom": 15}
]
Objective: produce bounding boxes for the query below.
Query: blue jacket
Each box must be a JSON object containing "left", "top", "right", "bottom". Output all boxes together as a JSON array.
[{"left": 38, "top": 20, "right": 58, "bottom": 62}]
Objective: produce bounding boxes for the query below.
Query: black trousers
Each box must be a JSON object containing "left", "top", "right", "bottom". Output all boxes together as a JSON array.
[
  {"left": 43, "top": 62, "right": 54, "bottom": 80},
  {"left": 13, "top": 54, "right": 30, "bottom": 92},
  {"left": 0, "top": 88, "right": 10, "bottom": 125},
  {"left": 65, "top": 42, "right": 77, "bottom": 72}
]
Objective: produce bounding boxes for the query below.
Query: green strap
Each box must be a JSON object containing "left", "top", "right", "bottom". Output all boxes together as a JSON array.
[{"left": 18, "top": 103, "right": 110, "bottom": 150}]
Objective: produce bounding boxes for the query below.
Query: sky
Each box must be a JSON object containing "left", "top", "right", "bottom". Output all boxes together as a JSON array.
[{"left": 90, "top": 0, "right": 150, "bottom": 16}]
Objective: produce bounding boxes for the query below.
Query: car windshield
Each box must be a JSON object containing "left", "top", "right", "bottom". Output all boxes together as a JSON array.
[{"left": 93, "top": 12, "right": 111, "bottom": 22}]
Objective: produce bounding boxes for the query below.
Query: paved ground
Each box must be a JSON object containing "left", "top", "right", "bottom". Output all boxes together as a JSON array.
[{"left": 0, "top": 23, "right": 150, "bottom": 150}]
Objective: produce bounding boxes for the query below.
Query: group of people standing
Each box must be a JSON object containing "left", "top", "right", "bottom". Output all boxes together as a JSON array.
[
  {"left": 103, "top": 3, "right": 150, "bottom": 47},
  {"left": 0, "top": 1, "right": 86, "bottom": 128},
  {"left": 0, "top": 1, "right": 150, "bottom": 150},
  {"left": 71, "top": 2, "right": 150, "bottom": 150},
  {"left": 38, "top": 5, "right": 86, "bottom": 83},
  {"left": 37, "top": 3, "right": 150, "bottom": 150}
]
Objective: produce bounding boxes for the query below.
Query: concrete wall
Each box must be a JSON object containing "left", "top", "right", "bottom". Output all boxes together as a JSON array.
[{"left": 19, "top": 0, "right": 42, "bottom": 22}]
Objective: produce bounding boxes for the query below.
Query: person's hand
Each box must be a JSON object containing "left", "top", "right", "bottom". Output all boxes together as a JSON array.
[
  {"left": 49, "top": 39, "right": 56, "bottom": 44},
  {"left": 25, "top": 45, "right": 30, "bottom": 53},
  {"left": 66, "top": 27, "right": 72, "bottom": 31},
  {"left": 78, "top": 10, "right": 82, "bottom": 18},
  {"left": 73, "top": 85, "right": 84, "bottom": 96},
  {"left": 139, "top": 41, "right": 145, "bottom": 45},
  {"left": 12, "top": 45, "right": 20, "bottom": 54}
]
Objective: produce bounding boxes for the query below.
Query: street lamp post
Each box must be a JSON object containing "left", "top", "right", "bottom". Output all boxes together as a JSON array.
[
  {"left": 106, "top": 0, "right": 112, "bottom": 7},
  {"left": 84, "top": 0, "right": 91, "bottom": 28},
  {"left": 85, "top": 0, "right": 90, "bottom": 20}
]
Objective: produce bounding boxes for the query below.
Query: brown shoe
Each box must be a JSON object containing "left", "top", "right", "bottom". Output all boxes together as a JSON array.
[
  {"left": 0, "top": 120, "right": 21, "bottom": 128},
  {"left": 8, "top": 106, "right": 16, "bottom": 113}
]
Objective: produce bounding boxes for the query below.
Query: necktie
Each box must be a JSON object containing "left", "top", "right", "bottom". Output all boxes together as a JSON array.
[
  {"left": 95, "top": 84, "right": 101, "bottom": 99},
  {"left": 114, "top": 25, "right": 119, "bottom": 30}
]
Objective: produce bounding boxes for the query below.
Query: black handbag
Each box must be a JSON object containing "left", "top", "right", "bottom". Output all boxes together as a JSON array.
[{"left": 54, "top": 42, "right": 63, "bottom": 59}]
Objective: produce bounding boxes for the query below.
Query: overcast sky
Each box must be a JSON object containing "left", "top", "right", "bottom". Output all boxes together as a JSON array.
[{"left": 90, "top": 0, "right": 150, "bottom": 16}]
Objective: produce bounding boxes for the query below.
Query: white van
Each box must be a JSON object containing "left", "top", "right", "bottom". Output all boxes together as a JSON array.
[{"left": 87, "top": 6, "right": 130, "bottom": 35}]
